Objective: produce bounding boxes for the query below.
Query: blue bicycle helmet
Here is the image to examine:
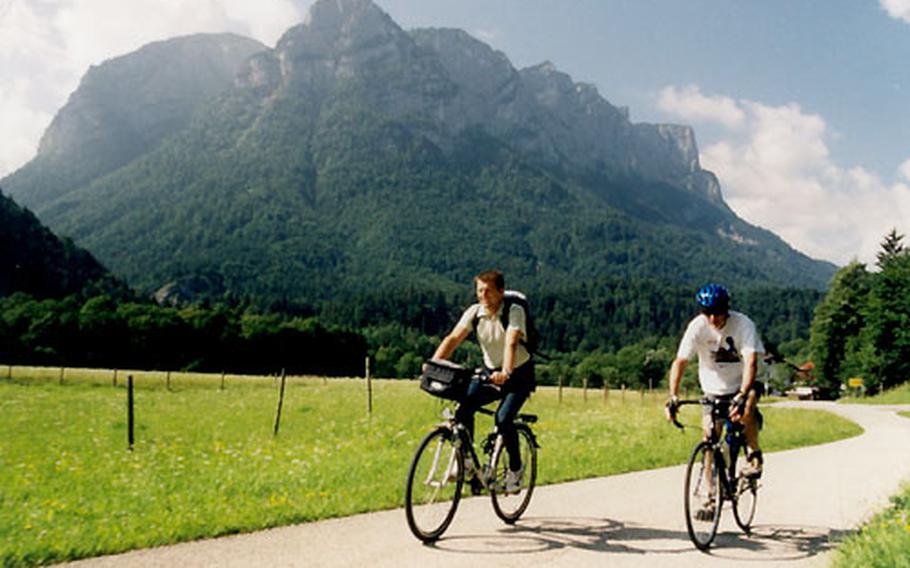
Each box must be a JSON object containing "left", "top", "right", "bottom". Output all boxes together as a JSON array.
[{"left": 695, "top": 283, "right": 730, "bottom": 314}]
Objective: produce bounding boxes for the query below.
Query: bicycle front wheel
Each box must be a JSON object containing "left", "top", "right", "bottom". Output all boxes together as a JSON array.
[
  {"left": 490, "top": 424, "right": 537, "bottom": 524},
  {"left": 732, "top": 452, "right": 759, "bottom": 533},
  {"left": 684, "top": 441, "right": 722, "bottom": 550},
  {"left": 404, "top": 427, "right": 463, "bottom": 542}
]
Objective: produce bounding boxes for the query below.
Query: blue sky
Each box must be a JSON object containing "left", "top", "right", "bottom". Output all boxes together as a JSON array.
[{"left": 2, "top": 0, "right": 909, "bottom": 266}]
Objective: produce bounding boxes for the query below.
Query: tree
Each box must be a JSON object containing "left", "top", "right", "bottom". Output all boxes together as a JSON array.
[
  {"left": 863, "top": 250, "right": 910, "bottom": 391},
  {"left": 876, "top": 228, "right": 904, "bottom": 269},
  {"left": 809, "top": 262, "right": 872, "bottom": 391}
]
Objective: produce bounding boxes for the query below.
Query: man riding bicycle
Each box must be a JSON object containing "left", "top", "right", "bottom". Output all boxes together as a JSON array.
[
  {"left": 666, "top": 284, "right": 766, "bottom": 503},
  {"left": 428, "top": 270, "right": 535, "bottom": 493}
]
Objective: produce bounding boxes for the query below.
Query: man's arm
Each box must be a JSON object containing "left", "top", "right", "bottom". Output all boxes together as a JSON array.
[
  {"left": 492, "top": 327, "right": 522, "bottom": 385},
  {"left": 432, "top": 325, "right": 471, "bottom": 361},
  {"left": 665, "top": 357, "right": 688, "bottom": 422},
  {"left": 729, "top": 351, "right": 758, "bottom": 421},
  {"left": 740, "top": 351, "right": 758, "bottom": 395},
  {"left": 668, "top": 357, "right": 688, "bottom": 398}
]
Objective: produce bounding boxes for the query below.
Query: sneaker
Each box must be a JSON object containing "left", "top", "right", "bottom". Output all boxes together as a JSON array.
[
  {"left": 695, "top": 500, "right": 715, "bottom": 521},
  {"left": 444, "top": 460, "right": 459, "bottom": 482},
  {"left": 742, "top": 451, "right": 763, "bottom": 479},
  {"left": 445, "top": 456, "right": 473, "bottom": 483},
  {"left": 503, "top": 468, "right": 523, "bottom": 494}
]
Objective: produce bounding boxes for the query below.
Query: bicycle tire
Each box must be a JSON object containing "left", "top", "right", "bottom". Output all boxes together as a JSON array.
[
  {"left": 490, "top": 424, "right": 537, "bottom": 524},
  {"left": 404, "top": 427, "right": 463, "bottom": 542},
  {"left": 732, "top": 451, "right": 759, "bottom": 533},
  {"left": 684, "top": 441, "right": 723, "bottom": 550}
]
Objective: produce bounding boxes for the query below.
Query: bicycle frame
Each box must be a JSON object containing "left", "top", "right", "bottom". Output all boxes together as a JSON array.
[
  {"left": 672, "top": 396, "right": 759, "bottom": 549},
  {"left": 405, "top": 382, "right": 540, "bottom": 542},
  {"left": 444, "top": 405, "right": 537, "bottom": 491},
  {"left": 703, "top": 404, "right": 745, "bottom": 501}
]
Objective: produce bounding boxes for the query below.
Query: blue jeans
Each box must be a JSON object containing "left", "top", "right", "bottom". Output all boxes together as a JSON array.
[{"left": 455, "top": 364, "right": 533, "bottom": 471}]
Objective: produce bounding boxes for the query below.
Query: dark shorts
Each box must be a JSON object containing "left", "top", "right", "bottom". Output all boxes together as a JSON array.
[{"left": 702, "top": 382, "right": 765, "bottom": 421}]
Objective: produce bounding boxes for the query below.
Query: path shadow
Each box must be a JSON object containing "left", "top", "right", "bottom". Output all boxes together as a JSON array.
[
  {"left": 427, "top": 517, "right": 848, "bottom": 562},
  {"left": 707, "top": 524, "right": 850, "bottom": 561},
  {"left": 427, "top": 516, "right": 690, "bottom": 555}
]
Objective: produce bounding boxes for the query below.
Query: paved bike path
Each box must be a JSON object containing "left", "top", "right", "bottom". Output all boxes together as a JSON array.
[{"left": 62, "top": 402, "right": 910, "bottom": 567}]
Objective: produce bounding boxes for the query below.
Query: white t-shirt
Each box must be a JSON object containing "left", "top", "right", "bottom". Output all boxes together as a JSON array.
[
  {"left": 455, "top": 302, "right": 530, "bottom": 370},
  {"left": 676, "top": 311, "right": 765, "bottom": 396}
]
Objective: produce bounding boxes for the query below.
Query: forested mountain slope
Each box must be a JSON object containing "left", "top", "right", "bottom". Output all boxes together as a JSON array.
[{"left": 2, "top": 0, "right": 835, "bottom": 306}]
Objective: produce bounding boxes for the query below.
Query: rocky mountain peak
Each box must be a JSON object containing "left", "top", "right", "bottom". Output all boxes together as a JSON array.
[{"left": 272, "top": 0, "right": 409, "bottom": 79}]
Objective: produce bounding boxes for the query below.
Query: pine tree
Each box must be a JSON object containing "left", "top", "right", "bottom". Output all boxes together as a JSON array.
[{"left": 876, "top": 228, "right": 904, "bottom": 269}]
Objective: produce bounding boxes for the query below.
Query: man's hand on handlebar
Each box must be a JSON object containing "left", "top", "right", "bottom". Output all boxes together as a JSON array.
[
  {"left": 664, "top": 395, "right": 679, "bottom": 422},
  {"left": 490, "top": 370, "right": 509, "bottom": 386}
]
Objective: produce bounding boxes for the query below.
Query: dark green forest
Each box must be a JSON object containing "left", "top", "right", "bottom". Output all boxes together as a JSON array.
[
  {"left": 809, "top": 230, "right": 910, "bottom": 395},
  {"left": 0, "top": 277, "right": 822, "bottom": 386}
]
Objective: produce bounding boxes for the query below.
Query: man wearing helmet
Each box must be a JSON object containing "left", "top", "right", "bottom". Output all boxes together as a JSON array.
[{"left": 666, "top": 284, "right": 765, "bottom": 480}]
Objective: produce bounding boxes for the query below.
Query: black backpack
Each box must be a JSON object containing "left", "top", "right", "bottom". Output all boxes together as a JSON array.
[{"left": 472, "top": 290, "right": 542, "bottom": 358}]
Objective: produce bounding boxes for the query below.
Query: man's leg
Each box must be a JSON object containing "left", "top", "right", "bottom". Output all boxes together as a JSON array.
[
  {"left": 699, "top": 403, "right": 722, "bottom": 515},
  {"left": 455, "top": 378, "right": 501, "bottom": 442},
  {"left": 741, "top": 389, "right": 763, "bottom": 477},
  {"left": 496, "top": 389, "right": 529, "bottom": 472}
]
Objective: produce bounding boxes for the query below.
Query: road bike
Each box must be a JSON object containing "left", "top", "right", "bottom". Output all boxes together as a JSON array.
[
  {"left": 668, "top": 398, "right": 761, "bottom": 550},
  {"left": 405, "top": 369, "right": 539, "bottom": 543}
]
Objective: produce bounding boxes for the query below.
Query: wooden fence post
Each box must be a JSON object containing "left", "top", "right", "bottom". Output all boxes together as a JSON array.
[
  {"left": 604, "top": 385, "right": 609, "bottom": 404},
  {"left": 220, "top": 371, "right": 226, "bottom": 391},
  {"left": 7, "top": 364, "right": 11, "bottom": 381},
  {"left": 583, "top": 377, "right": 588, "bottom": 402},
  {"left": 273, "top": 368, "right": 287, "bottom": 437},
  {"left": 113, "top": 368, "right": 118, "bottom": 387},
  {"left": 558, "top": 375, "right": 563, "bottom": 404},
  {"left": 166, "top": 370, "right": 171, "bottom": 391},
  {"left": 127, "top": 375, "right": 135, "bottom": 451},
  {"left": 621, "top": 384, "right": 626, "bottom": 402},
  {"left": 366, "top": 356, "right": 373, "bottom": 414},
  {"left": 59, "top": 367, "right": 65, "bottom": 385}
]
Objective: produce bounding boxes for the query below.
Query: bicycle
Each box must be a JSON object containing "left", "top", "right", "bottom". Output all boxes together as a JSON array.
[
  {"left": 405, "top": 368, "right": 539, "bottom": 543},
  {"left": 668, "top": 397, "right": 761, "bottom": 550}
]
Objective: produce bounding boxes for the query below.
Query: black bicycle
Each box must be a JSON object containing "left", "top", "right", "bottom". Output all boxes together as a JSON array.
[
  {"left": 405, "top": 367, "right": 539, "bottom": 543},
  {"left": 669, "top": 398, "right": 760, "bottom": 550}
]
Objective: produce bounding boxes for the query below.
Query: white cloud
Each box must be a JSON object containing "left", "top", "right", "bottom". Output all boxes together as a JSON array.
[
  {"left": 0, "top": 79, "right": 54, "bottom": 179},
  {"left": 880, "top": 0, "right": 910, "bottom": 23},
  {"left": 0, "top": 0, "right": 308, "bottom": 179},
  {"left": 471, "top": 28, "right": 501, "bottom": 45},
  {"left": 659, "top": 84, "right": 910, "bottom": 266},
  {"left": 899, "top": 157, "right": 910, "bottom": 182},
  {"left": 657, "top": 85, "right": 746, "bottom": 130}
]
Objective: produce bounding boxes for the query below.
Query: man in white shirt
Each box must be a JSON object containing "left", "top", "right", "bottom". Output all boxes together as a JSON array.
[
  {"left": 666, "top": 284, "right": 765, "bottom": 480},
  {"left": 430, "top": 270, "right": 535, "bottom": 493}
]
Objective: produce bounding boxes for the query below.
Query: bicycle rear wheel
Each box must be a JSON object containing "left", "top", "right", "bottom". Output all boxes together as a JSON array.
[
  {"left": 404, "top": 427, "right": 463, "bottom": 542},
  {"left": 732, "top": 452, "right": 759, "bottom": 533},
  {"left": 684, "top": 441, "right": 722, "bottom": 550},
  {"left": 490, "top": 424, "right": 537, "bottom": 524}
]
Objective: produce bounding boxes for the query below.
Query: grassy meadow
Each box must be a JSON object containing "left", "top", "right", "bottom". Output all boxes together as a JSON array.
[
  {"left": 831, "top": 482, "right": 910, "bottom": 568},
  {"left": 1, "top": 366, "right": 863, "bottom": 566},
  {"left": 841, "top": 382, "right": 910, "bottom": 405}
]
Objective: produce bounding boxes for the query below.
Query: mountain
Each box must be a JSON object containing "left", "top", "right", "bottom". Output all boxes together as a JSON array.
[
  {"left": 0, "top": 189, "right": 107, "bottom": 298},
  {"left": 2, "top": 0, "right": 835, "bottom": 305},
  {"left": 5, "top": 33, "right": 266, "bottom": 209}
]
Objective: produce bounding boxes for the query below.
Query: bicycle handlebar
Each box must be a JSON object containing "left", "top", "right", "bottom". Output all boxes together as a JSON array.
[{"left": 667, "top": 399, "right": 708, "bottom": 431}]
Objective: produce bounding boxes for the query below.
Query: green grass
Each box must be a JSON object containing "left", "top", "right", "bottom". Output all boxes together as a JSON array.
[
  {"left": 840, "top": 382, "right": 910, "bottom": 405},
  {"left": 0, "top": 369, "right": 863, "bottom": 566},
  {"left": 831, "top": 483, "right": 910, "bottom": 568}
]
